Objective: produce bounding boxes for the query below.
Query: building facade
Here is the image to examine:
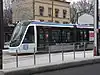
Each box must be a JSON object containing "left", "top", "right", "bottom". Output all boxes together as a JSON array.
[{"left": 12, "top": 0, "right": 70, "bottom": 24}]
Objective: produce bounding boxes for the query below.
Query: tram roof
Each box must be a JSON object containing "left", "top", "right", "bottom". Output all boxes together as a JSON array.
[
  {"left": 31, "top": 21, "right": 95, "bottom": 28},
  {"left": 31, "top": 21, "right": 75, "bottom": 27},
  {"left": 76, "top": 24, "right": 94, "bottom": 29},
  {"left": 21, "top": 20, "right": 95, "bottom": 29}
]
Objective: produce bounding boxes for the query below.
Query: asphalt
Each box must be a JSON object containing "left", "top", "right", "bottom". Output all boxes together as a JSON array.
[{"left": 33, "top": 63, "right": 100, "bottom": 75}]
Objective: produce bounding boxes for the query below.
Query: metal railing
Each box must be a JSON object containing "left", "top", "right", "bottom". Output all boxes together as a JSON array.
[{"left": 5, "top": 41, "right": 94, "bottom": 69}]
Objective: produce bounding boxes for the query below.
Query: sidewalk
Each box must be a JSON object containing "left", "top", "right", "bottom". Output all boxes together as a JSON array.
[{"left": 3, "top": 50, "right": 94, "bottom": 69}]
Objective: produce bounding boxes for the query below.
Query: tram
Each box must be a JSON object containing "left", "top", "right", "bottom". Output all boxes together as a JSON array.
[{"left": 8, "top": 20, "right": 94, "bottom": 54}]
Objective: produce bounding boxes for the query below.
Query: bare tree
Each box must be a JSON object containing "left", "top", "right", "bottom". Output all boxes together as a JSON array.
[
  {"left": 11, "top": 0, "right": 33, "bottom": 22},
  {"left": 16, "top": 6, "right": 33, "bottom": 21},
  {"left": 70, "top": 2, "right": 77, "bottom": 24},
  {"left": 70, "top": 0, "right": 94, "bottom": 24},
  {"left": 3, "top": 0, "right": 12, "bottom": 25}
]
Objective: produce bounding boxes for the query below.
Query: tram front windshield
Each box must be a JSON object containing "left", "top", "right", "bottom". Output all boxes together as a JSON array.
[{"left": 10, "top": 21, "right": 30, "bottom": 47}]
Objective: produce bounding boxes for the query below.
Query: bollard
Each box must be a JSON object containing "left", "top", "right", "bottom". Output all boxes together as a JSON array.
[
  {"left": 61, "top": 44, "right": 64, "bottom": 61},
  {"left": 16, "top": 50, "right": 18, "bottom": 67},
  {"left": 34, "top": 48, "right": 36, "bottom": 65},
  {"left": 73, "top": 43, "right": 75, "bottom": 59},
  {"left": 48, "top": 46, "right": 51, "bottom": 63},
  {"left": 84, "top": 42, "right": 86, "bottom": 58}
]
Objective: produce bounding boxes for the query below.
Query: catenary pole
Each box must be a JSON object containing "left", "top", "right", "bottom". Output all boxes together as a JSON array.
[
  {"left": 94, "top": 0, "right": 99, "bottom": 56},
  {"left": 52, "top": 0, "right": 53, "bottom": 22},
  {"left": 0, "top": 0, "right": 4, "bottom": 69},
  {"left": 33, "top": 0, "right": 35, "bottom": 20}
]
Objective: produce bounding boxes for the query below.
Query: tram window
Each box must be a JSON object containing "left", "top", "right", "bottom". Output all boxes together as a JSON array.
[
  {"left": 62, "top": 30, "right": 67, "bottom": 42},
  {"left": 52, "top": 30, "right": 60, "bottom": 43},
  {"left": 80, "top": 31, "right": 84, "bottom": 42},
  {"left": 80, "top": 30, "right": 88, "bottom": 42},
  {"left": 84, "top": 31, "right": 87, "bottom": 40},
  {"left": 39, "top": 28, "right": 44, "bottom": 40},
  {"left": 23, "top": 26, "right": 34, "bottom": 43},
  {"left": 40, "top": 34, "right": 44, "bottom": 39},
  {"left": 52, "top": 31, "right": 58, "bottom": 41},
  {"left": 67, "top": 32, "right": 70, "bottom": 41}
]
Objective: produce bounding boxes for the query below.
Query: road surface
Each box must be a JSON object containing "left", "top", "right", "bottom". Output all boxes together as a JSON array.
[{"left": 33, "top": 63, "right": 100, "bottom": 75}]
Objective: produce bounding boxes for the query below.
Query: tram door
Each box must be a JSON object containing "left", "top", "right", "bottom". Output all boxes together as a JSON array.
[
  {"left": 37, "top": 27, "right": 49, "bottom": 52},
  {"left": 21, "top": 26, "right": 35, "bottom": 52}
]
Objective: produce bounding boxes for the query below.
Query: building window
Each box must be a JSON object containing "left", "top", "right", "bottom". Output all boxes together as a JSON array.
[
  {"left": 40, "top": 19, "right": 44, "bottom": 22},
  {"left": 48, "top": 8, "right": 52, "bottom": 17},
  {"left": 63, "top": 22, "right": 68, "bottom": 24},
  {"left": 55, "top": 9, "right": 59, "bottom": 18},
  {"left": 63, "top": 10, "right": 67, "bottom": 18},
  {"left": 39, "top": 6, "right": 44, "bottom": 16},
  {"left": 55, "top": 21, "right": 59, "bottom": 23}
]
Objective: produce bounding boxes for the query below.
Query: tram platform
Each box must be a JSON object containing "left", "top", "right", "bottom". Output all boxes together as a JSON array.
[{"left": 3, "top": 50, "right": 93, "bottom": 69}]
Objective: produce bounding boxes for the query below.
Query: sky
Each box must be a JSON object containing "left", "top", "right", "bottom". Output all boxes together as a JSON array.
[
  {"left": 67, "top": 0, "right": 100, "bottom": 3},
  {"left": 67, "top": 0, "right": 100, "bottom": 8}
]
